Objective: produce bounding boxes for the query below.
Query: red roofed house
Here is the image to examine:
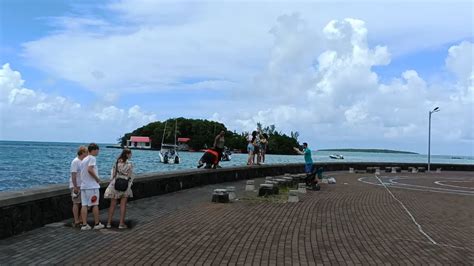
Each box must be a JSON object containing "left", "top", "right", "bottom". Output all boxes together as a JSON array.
[
  {"left": 177, "top": 137, "right": 191, "bottom": 151},
  {"left": 126, "top": 136, "right": 151, "bottom": 149}
]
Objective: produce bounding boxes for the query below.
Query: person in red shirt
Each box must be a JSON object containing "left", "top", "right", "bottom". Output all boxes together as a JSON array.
[{"left": 197, "top": 149, "right": 220, "bottom": 169}]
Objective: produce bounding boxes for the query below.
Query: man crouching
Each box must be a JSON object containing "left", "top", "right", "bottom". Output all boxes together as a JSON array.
[{"left": 197, "top": 149, "right": 220, "bottom": 169}]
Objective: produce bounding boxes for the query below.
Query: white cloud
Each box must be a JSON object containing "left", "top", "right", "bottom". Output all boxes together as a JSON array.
[
  {"left": 8, "top": 1, "right": 474, "bottom": 154},
  {"left": 213, "top": 18, "right": 473, "bottom": 155},
  {"left": 128, "top": 105, "right": 157, "bottom": 125},
  {"left": 0, "top": 64, "right": 156, "bottom": 142},
  {"left": 95, "top": 106, "right": 125, "bottom": 121},
  {"left": 21, "top": 1, "right": 472, "bottom": 96},
  {"left": 1, "top": 64, "right": 81, "bottom": 113},
  {"left": 446, "top": 41, "right": 474, "bottom": 87}
]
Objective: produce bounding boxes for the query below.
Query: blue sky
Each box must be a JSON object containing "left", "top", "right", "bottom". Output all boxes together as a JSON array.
[{"left": 0, "top": 0, "right": 473, "bottom": 155}]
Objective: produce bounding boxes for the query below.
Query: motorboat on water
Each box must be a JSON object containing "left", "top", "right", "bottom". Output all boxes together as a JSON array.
[
  {"left": 159, "top": 119, "right": 181, "bottom": 164},
  {"left": 221, "top": 147, "right": 232, "bottom": 161},
  {"left": 329, "top": 154, "right": 344, "bottom": 159},
  {"left": 159, "top": 144, "right": 180, "bottom": 164}
]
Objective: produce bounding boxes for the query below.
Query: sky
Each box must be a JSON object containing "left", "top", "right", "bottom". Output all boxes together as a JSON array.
[{"left": 0, "top": 0, "right": 473, "bottom": 156}]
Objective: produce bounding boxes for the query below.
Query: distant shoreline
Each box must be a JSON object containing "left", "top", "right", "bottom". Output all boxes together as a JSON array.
[{"left": 318, "top": 148, "right": 418, "bottom": 154}]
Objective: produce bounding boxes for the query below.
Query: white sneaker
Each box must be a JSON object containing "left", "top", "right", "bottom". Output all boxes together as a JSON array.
[
  {"left": 81, "top": 224, "right": 91, "bottom": 231},
  {"left": 93, "top": 223, "right": 105, "bottom": 230}
]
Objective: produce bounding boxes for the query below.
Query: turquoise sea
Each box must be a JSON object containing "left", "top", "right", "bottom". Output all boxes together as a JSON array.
[{"left": 0, "top": 140, "right": 472, "bottom": 192}]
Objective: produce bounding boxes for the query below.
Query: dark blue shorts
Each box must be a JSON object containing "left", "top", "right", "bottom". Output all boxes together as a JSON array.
[{"left": 305, "top": 163, "right": 314, "bottom": 174}]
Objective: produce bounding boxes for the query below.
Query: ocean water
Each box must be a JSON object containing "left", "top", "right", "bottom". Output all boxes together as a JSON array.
[{"left": 0, "top": 140, "right": 472, "bottom": 192}]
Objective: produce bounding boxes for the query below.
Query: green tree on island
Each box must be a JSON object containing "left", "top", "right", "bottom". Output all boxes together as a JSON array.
[{"left": 120, "top": 118, "right": 300, "bottom": 155}]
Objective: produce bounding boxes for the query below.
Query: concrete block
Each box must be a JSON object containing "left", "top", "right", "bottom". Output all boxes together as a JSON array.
[
  {"left": 258, "top": 184, "right": 275, "bottom": 197},
  {"left": 283, "top": 177, "right": 294, "bottom": 186},
  {"left": 288, "top": 190, "right": 299, "bottom": 203},
  {"left": 265, "top": 180, "right": 278, "bottom": 185},
  {"left": 245, "top": 180, "right": 255, "bottom": 191},
  {"left": 212, "top": 189, "right": 229, "bottom": 203},
  {"left": 367, "top": 167, "right": 376, "bottom": 173},
  {"left": 298, "top": 183, "right": 306, "bottom": 194},
  {"left": 226, "top": 186, "right": 236, "bottom": 201},
  {"left": 274, "top": 179, "right": 288, "bottom": 186}
]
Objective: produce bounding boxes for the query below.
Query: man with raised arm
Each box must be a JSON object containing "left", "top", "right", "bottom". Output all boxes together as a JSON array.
[{"left": 294, "top": 142, "right": 314, "bottom": 174}]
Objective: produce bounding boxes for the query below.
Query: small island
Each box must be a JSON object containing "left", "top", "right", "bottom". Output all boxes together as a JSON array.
[
  {"left": 118, "top": 118, "right": 301, "bottom": 155},
  {"left": 318, "top": 148, "right": 418, "bottom": 154}
]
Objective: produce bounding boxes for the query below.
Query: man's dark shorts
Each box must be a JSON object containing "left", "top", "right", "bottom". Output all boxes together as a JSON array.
[{"left": 305, "top": 163, "right": 314, "bottom": 174}]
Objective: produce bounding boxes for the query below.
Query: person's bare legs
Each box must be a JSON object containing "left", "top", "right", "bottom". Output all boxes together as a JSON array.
[
  {"left": 119, "top": 197, "right": 128, "bottom": 226},
  {"left": 72, "top": 203, "right": 81, "bottom": 224},
  {"left": 107, "top": 198, "right": 117, "bottom": 225},
  {"left": 81, "top": 206, "right": 88, "bottom": 225},
  {"left": 92, "top": 205, "right": 100, "bottom": 225},
  {"left": 247, "top": 151, "right": 253, "bottom": 165}
]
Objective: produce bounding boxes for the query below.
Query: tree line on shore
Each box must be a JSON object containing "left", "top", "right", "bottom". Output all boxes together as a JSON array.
[{"left": 119, "top": 118, "right": 300, "bottom": 155}]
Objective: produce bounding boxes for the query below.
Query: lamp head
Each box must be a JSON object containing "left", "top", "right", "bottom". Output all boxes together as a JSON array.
[{"left": 431, "top": 107, "right": 440, "bottom": 113}]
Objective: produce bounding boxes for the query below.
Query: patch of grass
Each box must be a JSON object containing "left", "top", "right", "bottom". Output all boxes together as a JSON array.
[{"left": 239, "top": 185, "right": 295, "bottom": 204}]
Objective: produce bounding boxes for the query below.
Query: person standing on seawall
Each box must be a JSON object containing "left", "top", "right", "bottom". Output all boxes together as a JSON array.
[
  {"left": 213, "top": 130, "right": 225, "bottom": 167},
  {"left": 80, "top": 143, "right": 105, "bottom": 230},
  {"left": 105, "top": 149, "right": 134, "bottom": 229},
  {"left": 293, "top": 142, "right": 314, "bottom": 174},
  {"left": 259, "top": 133, "right": 268, "bottom": 164},
  {"left": 247, "top": 131, "right": 257, "bottom": 165},
  {"left": 69, "top": 146, "right": 88, "bottom": 227}
]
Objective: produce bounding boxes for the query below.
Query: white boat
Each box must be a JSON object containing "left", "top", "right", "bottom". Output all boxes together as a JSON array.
[
  {"left": 329, "top": 154, "right": 344, "bottom": 159},
  {"left": 221, "top": 147, "right": 232, "bottom": 161},
  {"left": 159, "top": 144, "right": 180, "bottom": 164},
  {"left": 159, "top": 120, "right": 181, "bottom": 164}
]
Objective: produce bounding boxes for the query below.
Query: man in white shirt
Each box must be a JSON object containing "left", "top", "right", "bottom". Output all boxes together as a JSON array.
[
  {"left": 80, "top": 143, "right": 104, "bottom": 230},
  {"left": 69, "top": 146, "right": 88, "bottom": 227}
]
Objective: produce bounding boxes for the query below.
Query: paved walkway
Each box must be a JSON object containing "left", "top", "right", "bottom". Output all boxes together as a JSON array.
[{"left": 1, "top": 171, "right": 473, "bottom": 265}]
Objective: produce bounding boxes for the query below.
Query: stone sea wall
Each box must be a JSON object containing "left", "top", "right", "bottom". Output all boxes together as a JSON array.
[{"left": 0, "top": 162, "right": 472, "bottom": 239}]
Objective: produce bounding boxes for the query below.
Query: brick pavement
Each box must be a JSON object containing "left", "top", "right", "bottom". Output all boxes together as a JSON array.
[{"left": 0, "top": 171, "right": 473, "bottom": 265}]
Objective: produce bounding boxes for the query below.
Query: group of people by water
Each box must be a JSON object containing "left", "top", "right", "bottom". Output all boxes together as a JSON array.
[
  {"left": 198, "top": 130, "right": 270, "bottom": 169},
  {"left": 247, "top": 131, "right": 269, "bottom": 166},
  {"left": 69, "top": 132, "right": 313, "bottom": 230},
  {"left": 69, "top": 143, "right": 134, "bottom": 230}
]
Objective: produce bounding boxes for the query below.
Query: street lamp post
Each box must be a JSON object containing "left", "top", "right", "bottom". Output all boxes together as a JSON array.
[{"left": 428, "top": 107, "right": 440, "bottom": 172}]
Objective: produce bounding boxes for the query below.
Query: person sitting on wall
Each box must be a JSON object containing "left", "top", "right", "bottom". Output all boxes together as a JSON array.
[{"left": 197, "top": 149, "right": 220, "bottom": 169}]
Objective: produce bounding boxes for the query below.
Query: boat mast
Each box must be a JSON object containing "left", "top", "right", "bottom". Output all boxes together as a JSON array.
[
  {"left": 161, "top": 120, "right": 167, "bottom": 147},
  {"left": 174, "top": 119, "right": 177, "bottom": 147}
]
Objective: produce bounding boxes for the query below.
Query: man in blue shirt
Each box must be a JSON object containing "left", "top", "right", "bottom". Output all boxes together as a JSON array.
[
  {"left": 294, "top": 142, "right": 313, "bottom": 174},
  {"left": 294, "top": 142, "right": 320, "bottom": 189}
]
